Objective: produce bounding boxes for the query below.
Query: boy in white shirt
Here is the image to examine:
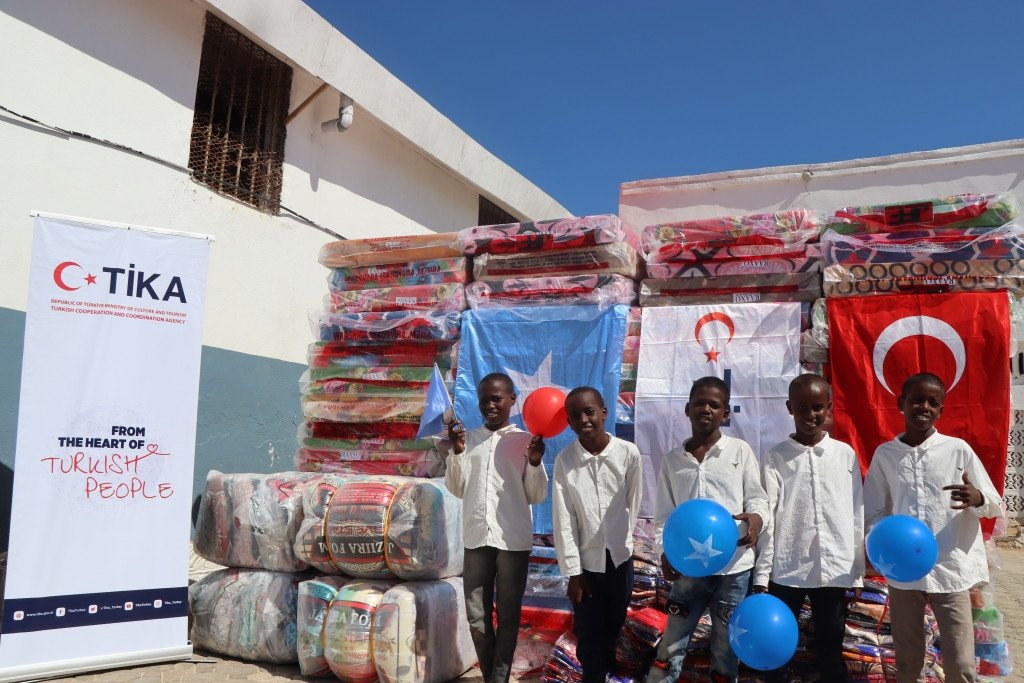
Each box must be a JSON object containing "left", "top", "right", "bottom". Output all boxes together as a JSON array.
[
  {"left": 646, "top": 377, "right": 768, "bottom": 683},
  {"left": 445, "top": 372, "right": 548, "bottom": 683},
  {"left": 753, "top": 374, "right": 864, "bottom": 683},
  {"left": 552, "top": 386, "right": 643, "bottom": 683},
  {"left": 864, "top": 372, "right": 1001, "bottom": 683}
]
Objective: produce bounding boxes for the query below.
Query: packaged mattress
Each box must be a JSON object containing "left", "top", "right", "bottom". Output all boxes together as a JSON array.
[
  {"left": 328, "top": 257, "right": 469, "bottom": 292},
  {"left": 319, "top": 233, "right": 462, "bottom": 268},
  {"left": 459, "top": 214, "right": 628, "bottom": 255}
]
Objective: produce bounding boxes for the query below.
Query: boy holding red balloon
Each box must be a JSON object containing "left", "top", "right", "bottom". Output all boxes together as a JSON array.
[
  {"left": 864, "top": 372, "right": 1001, "bottom": 683},
  {"left": 551, "top": 386, "right": 643, "bottom": 683},
  {"left": 445, "top": 373, "right": 547, "bottom": 683},
  {"left": 646, "top": 377, "right": 768, "bottom": 683},
  {"left": 752, "top": 373, "right": 864, "bottom": 683}
]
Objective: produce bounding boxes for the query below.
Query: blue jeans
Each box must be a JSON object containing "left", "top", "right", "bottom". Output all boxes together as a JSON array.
[{"left": 646, "top": 570, "right": 750, "bottom": 683}]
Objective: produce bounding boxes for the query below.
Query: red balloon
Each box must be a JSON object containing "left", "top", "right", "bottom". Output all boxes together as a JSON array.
[{"left": 522, "top": 387, "right": 568, "bottom": 438}]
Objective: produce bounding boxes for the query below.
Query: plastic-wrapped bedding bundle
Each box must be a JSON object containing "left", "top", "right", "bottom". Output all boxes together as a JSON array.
[
  {"left": 613, "top": 607, "right": 667, "bottom": 682},
  {"left": 459, "top": 214, "right": 629, "bottom": 256},
  {"left": 302, "top": 420, "right": 423, "bottom": 441},
  {"left": 646, "top": 253, "right": 822, "bottom": 278},
  {"left": 300, "top": 370, "right": 432, "bottom": 397},
  {"left": 318, "top": 232, "right": 462, "bottom": 268},
  {"left": 819, "top": 223, "right": 1024, "bottom": 266},
  {"left": 313, "top": 310, "right": 462, "bottom": 344},
  {"left": 325, "top": 283, "right": 467, "bottom": 314},
  {"left": 297, "top": 422, "right": 436, "bottom": 453},
  {"left": 466, "top": 274, "right": 637, "bottom": 309},
  {"left": 823, "top": 260, "right": 1024, "bottom": 297},
  {"left": 324, "top": 579, "right": 397, "bottom": 683},
  {"left": 301, "top": 394, "right": 425, "bottom": 423},
  {"left": 514, "top": 596, "right": 574, "bottom": 676},
  {"left": 326, "top": 477, "right": 405, "bottom": 578},
  {"left": 298, "top": 576, "right": 350, "bottom": 677},
  {"left": 371, "top": 578, "right": 476, "bottom": 683},
  {"left": 293, "top": 475, "right": 346, "bottom": 573},
  {"left": 307, "top": 341, "right": 457, "bottom": 370},
  {"left": 296, "top": 447, "right": 444, "bottom": 478},
  {"left": 543, "top": 631, "right": 583, "bottom": 683},
  {"left": 472, "top": 242, "right": 641, "bottom": 281},
  {"left": 641, "top": 271, "right": 822, "bottom": 306},
  {"left": 193, "top": 470, "right": 319, "bottom": 571},
  {"left": 189, "top": 568, "right": 302, "bottom": 663},
  {"left": 826, "top": 193, "right": 1021, "bottom": 235},
  {"left": 328, "top": 257, "right": 469, "bottom": 292},
  {"left": 641, "top": 209, "right": 826, "bottom": 264}
]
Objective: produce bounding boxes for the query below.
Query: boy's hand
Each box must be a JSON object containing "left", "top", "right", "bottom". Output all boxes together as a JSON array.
[
  {"left": 733, "top": 512, "right": 763, "bottom": 547},
  {"left": 567, "top": 574, "right": 591, "bottom": 604},
  {"left": 447, "top": 418, "right": 466, "bottom": 455},
  {"left": 943, "top": 470, "right": 984, "bottom": 510},
  {"left": 751, "top": 585, "right": 768, "bottom": 594},
  {"left": 527, "top": 436, "right": 545, "bottom": 466},
  {"left": 660, "top": 553, "right": 681, "bottom": 582}
]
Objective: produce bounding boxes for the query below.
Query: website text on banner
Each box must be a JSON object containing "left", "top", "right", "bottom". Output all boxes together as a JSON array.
[
  {"left": 0, "top": 215, "right": 211, "bottom": 682},
  {"left": 634, "top": 303, "right": 801, "bottom": 517},
  {"left": 454, "top": 305, "right": 628, "bottom": 534}
]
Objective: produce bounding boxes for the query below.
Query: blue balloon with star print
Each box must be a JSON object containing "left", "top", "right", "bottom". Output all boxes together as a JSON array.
[
  {"left": 866, "top": 514, "right": 938, "bottom": 583},
  {"left": 729, "top": 594, "right": 798, "bottom": 670},
  {"left": 663, "top": 498, "right": 738, "bottom": 577}
]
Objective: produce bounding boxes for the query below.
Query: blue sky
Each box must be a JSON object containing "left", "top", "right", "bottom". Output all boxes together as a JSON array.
[{"left": 305, "top": 1, "right": 1024, "bottom": 218}]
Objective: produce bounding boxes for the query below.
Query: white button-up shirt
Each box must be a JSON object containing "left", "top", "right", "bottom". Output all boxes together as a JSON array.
[
  {"left": 753, "top": 434, "right": 865, "bottom": 589},
  {"left": 552, "top": 435, "right": 643, "bottom": 576},
  {"left": 654, "top": 434, "right": 769, "bottom": 576},
  {"left": 444, "top": 424, "right": 549, "bottom": 551},
  {"left": 864, "top": 431, "right": 1002, "bottom": 593}
]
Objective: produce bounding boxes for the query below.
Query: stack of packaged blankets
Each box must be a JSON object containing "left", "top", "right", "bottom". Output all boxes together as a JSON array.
[
  {"left": 515, "top": 547, "right": 574, "bottom": 677},
  {"left": 806, "top": 193, "right": 1024, "bottom": 376},
  {"left": 460, "top": 214, "right": 641, "bottom": 310},
  {"left": 301, "top": 233, "right": 467, "bottom": 477},
  {"left": 189, "top": 470, "right": 476, "bottom": 683},
  {"left": 616, "top": 308, "right": 642, "bottom": 443}
]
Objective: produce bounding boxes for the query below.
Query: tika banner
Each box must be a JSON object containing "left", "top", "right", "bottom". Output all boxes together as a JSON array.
[
  {"left": 828, "top": 292, "right": 1009, "bottom": 495},
  {"left": 635, "top": 304, "right": 801, "bottom": 517},
  {"left": 0, "top": 214, "right": 211, "bottom": 682},
  {"left": 455, "top": 305, "right": 628, "bottom": 533}
]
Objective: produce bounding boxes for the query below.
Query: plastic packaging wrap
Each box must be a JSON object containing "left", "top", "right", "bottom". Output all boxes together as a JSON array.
[
  {"left": 298, "top": 447, "right": 445, "bottom": 478},
  {"left": 301, "top": 421, "right": 423, "bottom": 441},
  {"left": 298, "top": 576, "right": 350, "bottom": 676},
  {"left": 300, "top": 370, "right": 433, "bottom": 397},
  {"left": 622, "top": 335, "right": 640, "bottom": 365},
  {"left": 828, "top": 193, "right": 1020, "bottom": 235},
  {"left": 293, "top": 475, "right": 346, "bottom": 573},
  {"left": 823, "top": 260, "right": 1024, "bottom": 297},
  {"left": 298, "top": 419, "right": 437, "bottom": 451},
  {"left": 301, "top": 394, "right": 425, "bottom": 423},
  {"left": 640, "top": 271, "right": 822, "bottom": 306},
  {"left": 543, "top": 631, "right": 582, "bottom": 683},
  {"left": 194, "top": 471, "right": 319, "bottom": 571},
  {"left": 459, "top": 214, "right": 628, "bottom": 256},
  {"left": 627, "top": 307, "right": 642, "bottom": 337},
  {"left": 820, "top": 223, "right": 1024, "bottom": 266},
  {"left": 313, "top": 311, "right": 462, "bottom": 344},
  {"left": 472, "top": 242, "right": 641, "bottom": 281},
  {"left": 513, "top": 596, "right": 574, "bottom": 676},
  {"left": 325, "top": 283, "right": 467, "bottom": 314},
  {"left": 616, "top": 392, "right": 635, "bottom": 425},
  {"left": 467, "top": 274, "right": 637, "bottom": 309},
  {"left": 326, "top": 478, "right": 403, "bottom": 578},
  {"left": 188, "top": 568, "right": 302, "bottom": 663},
  {"left": 641, "top": 209, "right": 826, "bottom": 263},
  {"left": 645, "top": 254, "right": 821, "bottom": 278},
  {"left": 308, "top": 341, "right": 457, "bottom": 370},
  {"left": 328, "top": 257, "right": 469, "bottom": 292},
  {"left": 372, "top": 578, "right": 477, "bottom": 683},
  {"left": 324, "top": 579, "right": 397, "bottom": 683},
  {"left": 319, "top": 233, "right": 462, "bottom": 268}
]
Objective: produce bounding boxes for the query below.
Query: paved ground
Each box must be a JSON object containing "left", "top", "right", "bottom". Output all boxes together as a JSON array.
[{"left": 49, "top": 548, "right": 1024, "bottom": 682}]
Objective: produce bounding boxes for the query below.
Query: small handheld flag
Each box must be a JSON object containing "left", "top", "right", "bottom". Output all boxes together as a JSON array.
[{"left": 416, "top": 364, "right": 454, "bottom": 439}]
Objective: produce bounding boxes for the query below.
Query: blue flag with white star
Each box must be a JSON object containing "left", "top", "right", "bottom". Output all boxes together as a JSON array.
[
  {"left": 455, "top": 305, "right": 629, "bottom": 534},
  {"left": 416, "top": 363, "right": 453, "bottom": 439}
]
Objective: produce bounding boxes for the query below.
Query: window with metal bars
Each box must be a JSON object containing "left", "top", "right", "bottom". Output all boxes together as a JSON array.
[
  {"left": 478, "top": 195, "right": 520, "bottom": 226},
  {"left": 188, "top": 13, "right": 292, "bottom": 213}
]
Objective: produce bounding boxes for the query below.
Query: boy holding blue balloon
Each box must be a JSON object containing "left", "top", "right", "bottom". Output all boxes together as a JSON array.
[
  {"left": 752, "top": 373, "right": 864, "bottom": 682},
  {"left": 864, "top": 372, "right": 1001, "bottom": 683},
  {"left": 646, "top": 377, "right": 768, "bottom": 683}
]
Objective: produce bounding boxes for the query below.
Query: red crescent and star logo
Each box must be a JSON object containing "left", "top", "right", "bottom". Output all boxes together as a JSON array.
[
  {"left": 52, "top": 261, "right": 97, "bottom": 291},
  {"left": 871, "top": 315, "right": 966, "bottom": 395},
  {"left": 694, "top": 311, "right": 735, "bottom": 363}
]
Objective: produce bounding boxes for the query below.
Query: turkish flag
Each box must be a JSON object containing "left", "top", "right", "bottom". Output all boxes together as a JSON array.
[{"left": 828, "top": 292, "right": 1009, "bottom": 503}]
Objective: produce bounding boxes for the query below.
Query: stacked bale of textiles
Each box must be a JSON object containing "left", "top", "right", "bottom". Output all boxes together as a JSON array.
[
  {"left": 630, "top": 522, "right": 669, "bottom": 610},
  {"left": 190, "top": 471, "right": 476, "bottom": 682},
  {"left": 543, "top": 632, "right": 583, "bottom": 683},
  {"left": 460, "top": 214, "right": 641, "bottom": 310},
  {"left": 616, "top": 308, "right": 642, "bottom": 443},
  {"left": 610, "top": 606, "right": 667, "bottom": 683},
  {"left": 515, "top": 547, "right": 574, "bottom": 676},
  {"left": 303, "top": 233, "right": 467, "bottom": 477}
]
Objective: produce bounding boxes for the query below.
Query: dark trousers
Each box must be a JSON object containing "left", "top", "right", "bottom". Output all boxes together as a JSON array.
[
  {"left": 462, "top": 546, "right": 530, "bottom": 683},
  {"left": 572, "top": 551, "right": 634, "bottom": 683},
  {"left": 765, "top": 582, "right": 848, "bottom": 683}
]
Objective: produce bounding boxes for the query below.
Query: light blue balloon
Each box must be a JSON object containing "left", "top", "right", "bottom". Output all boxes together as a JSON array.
[
  {"left": 866, "top": 514, "right": 939, "bottom": 583},
  {"left": 728, "top": 594, "right": 798, "bottom": 671},
  {"left": 662, "top": 498, "right": 738, "bottom": 578}
]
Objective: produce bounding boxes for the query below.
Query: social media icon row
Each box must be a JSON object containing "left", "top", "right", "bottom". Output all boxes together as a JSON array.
[{"left": 11, "top": 599, "right": 160, "bottom": 620}]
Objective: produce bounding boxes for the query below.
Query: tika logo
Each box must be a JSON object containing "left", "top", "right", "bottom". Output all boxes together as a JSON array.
[
  {"left": 871, "top": 316, "right": 965, "bottom": 395},
  {"left": 694, "top": 311, "right": 735, "bottom": 363},
  {"left": 52, "top": 261, "right": 187, "bottom": 303}
]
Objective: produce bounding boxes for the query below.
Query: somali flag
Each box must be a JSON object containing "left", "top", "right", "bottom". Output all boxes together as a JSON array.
[
  {"left": 455, "top": 305, "right": 628, "bottom": 534},
  {"left": 416, "top": 364, "right": 454, "bottom": 439}
]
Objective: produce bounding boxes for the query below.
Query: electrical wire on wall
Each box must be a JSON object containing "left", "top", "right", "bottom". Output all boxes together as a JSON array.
[{"left": 0, "top": 103, "right": 344, "bottom": 240}]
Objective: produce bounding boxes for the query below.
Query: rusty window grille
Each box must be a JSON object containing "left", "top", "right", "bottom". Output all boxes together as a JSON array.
[
  {"left": 478, "top": 195, "right": 520, "bottom": 226},
  {"left": 188, "top": 13, "right": 292, "bottom": 212}
]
